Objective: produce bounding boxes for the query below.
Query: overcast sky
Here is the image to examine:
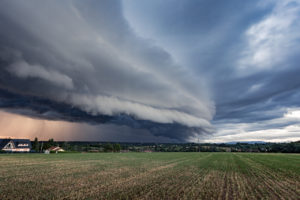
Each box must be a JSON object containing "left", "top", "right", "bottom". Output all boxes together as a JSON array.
[{"left": 0, "top": 0, "right": 300, "bottom": 143}]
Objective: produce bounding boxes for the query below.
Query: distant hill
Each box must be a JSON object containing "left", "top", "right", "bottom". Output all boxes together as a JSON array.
[{"left": 225, "top": 141, "right": 266, "bottom": 145}]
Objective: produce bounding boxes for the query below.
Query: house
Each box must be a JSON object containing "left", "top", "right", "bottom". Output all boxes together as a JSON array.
[
  {"left": 0, "top": 138, "right": 31, "bottom": 152},
  {"left": 46, "top": 146, "right": 65, "bottom": 153}
]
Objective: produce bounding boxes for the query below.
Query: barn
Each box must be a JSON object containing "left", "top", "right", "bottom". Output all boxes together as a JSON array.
[
  {"left": 46, "top": 146, "right": 65, "bottom": 153},
  {"left": 0, "top": 139, "right": 32, "bottom": 152}
]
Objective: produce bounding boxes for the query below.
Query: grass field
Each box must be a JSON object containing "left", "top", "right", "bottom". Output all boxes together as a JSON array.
[{"left": 0, "top": 153, "right": 299, "bottom": 200}]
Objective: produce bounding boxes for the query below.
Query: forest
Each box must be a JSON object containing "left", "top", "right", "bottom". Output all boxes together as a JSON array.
[{"left": 31, "top": 138, "right": 300, "bottom": 153}]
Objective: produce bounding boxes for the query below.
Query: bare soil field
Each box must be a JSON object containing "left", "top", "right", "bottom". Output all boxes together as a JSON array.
[{"left": 0, "top": 152, "right": 299, "bottom": 199}]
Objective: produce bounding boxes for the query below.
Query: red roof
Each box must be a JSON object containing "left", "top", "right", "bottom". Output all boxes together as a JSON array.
[{"left": 47, "top": 146, "right": 64, "bottom": 151}]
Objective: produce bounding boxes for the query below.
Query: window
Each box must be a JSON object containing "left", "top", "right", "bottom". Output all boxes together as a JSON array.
[{"left": 18, "top": 144, "right": 29, "bottom": 147}]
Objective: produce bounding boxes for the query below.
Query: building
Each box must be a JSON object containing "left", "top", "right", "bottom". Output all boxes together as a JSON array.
[
  {"left": 0, "top": 138, "right": 32, "bottom": 152},
  {"left": 46, "top": 146, "right": 65, "bottom": 153}
]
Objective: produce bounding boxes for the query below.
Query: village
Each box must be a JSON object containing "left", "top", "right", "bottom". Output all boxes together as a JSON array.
[
  {"left": 0, "top": 137, "right": 65, "bottom": 154},
  {"left": 1, "top": 137, "right": 299, "bottom": 153}
]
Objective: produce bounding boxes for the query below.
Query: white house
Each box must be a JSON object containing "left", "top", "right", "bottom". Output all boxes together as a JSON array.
[
  {"left": 0, "top": 139, "right": 31, "bottom": 152},
  {"left": 46, "top": 146, "right": 65, "bottom": 153}
]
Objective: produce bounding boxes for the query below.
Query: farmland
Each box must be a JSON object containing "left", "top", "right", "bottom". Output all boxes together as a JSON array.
[{"left": 0, "top": 153, "right": 299, "bottom": 199}]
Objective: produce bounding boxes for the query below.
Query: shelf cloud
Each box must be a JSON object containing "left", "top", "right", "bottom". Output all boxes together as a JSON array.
[
  {"left": 1, "top": 0, "right": 300, "bottom": 142},
  {"left": 0, "top": 0, "right": 214, "bottom": 141}
]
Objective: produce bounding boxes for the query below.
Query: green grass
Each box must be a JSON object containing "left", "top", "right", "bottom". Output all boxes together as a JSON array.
[{"left": 0, "top": 152, "right": 299, "bottom": 199}]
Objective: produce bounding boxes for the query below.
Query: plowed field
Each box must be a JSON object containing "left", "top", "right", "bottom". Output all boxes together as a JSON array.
[{"left": 0, "top": 153, "right": 299, "bottom": 199}]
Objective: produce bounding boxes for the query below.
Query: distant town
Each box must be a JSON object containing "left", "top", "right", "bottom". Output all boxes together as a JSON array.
[{"left": 1, "top": 137, "right": 299, "bottom": 153}]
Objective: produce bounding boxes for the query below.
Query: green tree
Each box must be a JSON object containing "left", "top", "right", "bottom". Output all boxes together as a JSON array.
[
  {"left": 104, "top": 143, "right": 113, "bottom": 152},
  {"left": 113, "top": 143, "right": 121, "bottom": 152},
  {"left": 32, "top": 137, "right": 39, "bottom": 152},
  {"left": 48, "top": 138, "right": 55, "bottom": 146},
  {"left": 43, "top": 138, "right": 56, "bottom": 150}
]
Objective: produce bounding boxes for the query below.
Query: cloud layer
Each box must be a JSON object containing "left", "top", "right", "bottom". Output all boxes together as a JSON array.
[
  {"left": 0, "top": 0, "right": 214, "bottom": 141},
  {"left": 1, "top": 0, "right": 300, "bottom": 142}
]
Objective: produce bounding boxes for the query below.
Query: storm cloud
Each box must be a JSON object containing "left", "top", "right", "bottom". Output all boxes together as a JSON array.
[
  {"left": 1, "top": 0, "right": 300, "bottom": 142},
  {"left": 0, "top": 0, "right": 214, "bottom": 141}
]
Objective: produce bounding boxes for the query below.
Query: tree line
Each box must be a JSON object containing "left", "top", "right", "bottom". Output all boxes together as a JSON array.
[
  {"left": 31, "top": 138, "right": 300, "bottom": 153},
  {"left": 31, "top": 138, "right": 121, "bottom": 153}
]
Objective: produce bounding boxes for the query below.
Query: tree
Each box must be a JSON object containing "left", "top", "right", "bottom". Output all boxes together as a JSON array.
[
  {"left": 113, "top": 143, "right": 121, "bottom": 152},
  {"left": 48, "top": 138, "right": 55, "bottom": 146},
  {"left": 104, "top": 143, "right": 113, "bottom": 152},
  {"left": 32, "top": 137, "right": 39, "bottom": 152},
  {"left": 43, "top": 138, "right": 56, "bottom": 150}
]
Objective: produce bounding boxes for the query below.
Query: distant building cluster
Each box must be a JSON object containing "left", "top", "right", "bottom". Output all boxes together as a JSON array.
[
  {"left": 44, "top": 146, "right": 65, "bottom": 154},
  {"left": 1, "top": 137, "right": 299, "bottom": 153},
  {"left": 0, "top": 137, "right": 66, "bottom": 153},
  {"left": 0, "top": 138, "right": 31, "bottom": 152}
]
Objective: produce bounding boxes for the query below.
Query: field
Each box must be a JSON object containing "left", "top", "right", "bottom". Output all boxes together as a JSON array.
[{"left": 0, "top": 153, "right": 299, "bottom": 200}]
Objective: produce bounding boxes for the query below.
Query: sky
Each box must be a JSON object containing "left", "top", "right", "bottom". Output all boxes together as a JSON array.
[{"left": 0, "top": 0, "right": 300, "bottom": 143}]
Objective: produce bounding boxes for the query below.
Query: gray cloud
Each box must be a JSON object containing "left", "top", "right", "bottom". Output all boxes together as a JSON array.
[
  {"left": 123, "top": 0, "right": 300, "bottom": 142},
  {"left": 0, "top": 0, "right": 214, "bottom": 141},
  {"left": 8, "top": 61, "right": 74, "bottom": 90},
  {"left": 1, "top": 0, "right": 300, "bottom": 142}
]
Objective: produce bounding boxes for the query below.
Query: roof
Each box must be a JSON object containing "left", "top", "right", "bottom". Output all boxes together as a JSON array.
[
  {"left": 47, "top": 146, "right": 64, "bottom": 151},
  {"left": 0, "top": 139, "right": 32, "bottom": 149}
]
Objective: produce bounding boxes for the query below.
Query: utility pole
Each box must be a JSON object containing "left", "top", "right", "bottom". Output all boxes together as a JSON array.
[{"left": 40, "top": 141, "right": 43, "bottom": 153}]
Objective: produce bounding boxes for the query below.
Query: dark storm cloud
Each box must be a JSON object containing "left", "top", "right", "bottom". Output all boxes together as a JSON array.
[
  {"left": 214, "top": 59, "right": 300, "bottom": 123},
  {"left": 0, "top": 0, "right": 214, "bottom": 141},
  {"left": 1, "top": 0, "right": 300, "bottom": 142},
  {"left": 0, "top": 88, "right": 206, "bottom": 141},
  {"left": 124, "top": 0, "right": 300, "bottom": 141}
]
